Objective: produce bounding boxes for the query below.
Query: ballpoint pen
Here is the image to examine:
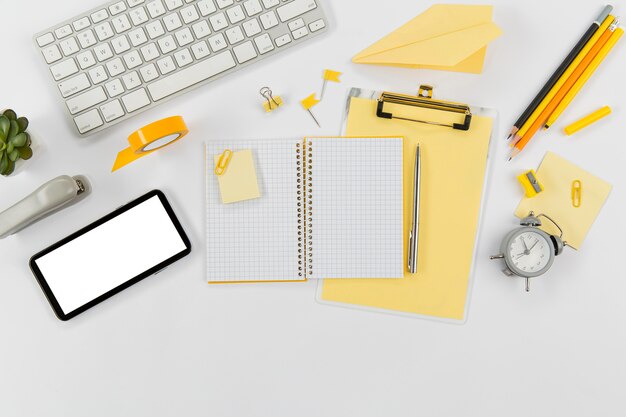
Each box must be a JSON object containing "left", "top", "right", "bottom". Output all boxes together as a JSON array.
[{"left": 408, "top": 144, "right": 421, "bottom": 273}]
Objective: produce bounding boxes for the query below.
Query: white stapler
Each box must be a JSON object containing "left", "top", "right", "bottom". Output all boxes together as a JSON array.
[{"left": 0, "top": 175, "right": 91, "bottom": 239}]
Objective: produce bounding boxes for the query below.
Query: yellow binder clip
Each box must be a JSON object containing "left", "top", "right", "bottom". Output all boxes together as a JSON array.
[
  {"left": 214, "top": 149, "right": 233, "bottom": 176},
  {"left": 260, "top": 87, "right": 283, "bottom": 112},
  {"left": 572, "top": 180, "right": 582, "bottom": 208},
  {"left": 517, "top": 170, "right": 543, "bottom": 198}
]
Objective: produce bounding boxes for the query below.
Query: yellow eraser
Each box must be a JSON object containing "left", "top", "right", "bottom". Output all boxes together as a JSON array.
[
  {"left": 564, "top": 106, "right": 612, "bottom": 136},
  {"left": 517, "top": 170, "right": 543, "bottom": 198}
]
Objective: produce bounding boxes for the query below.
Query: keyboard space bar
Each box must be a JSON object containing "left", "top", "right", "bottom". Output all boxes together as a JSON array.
[{"left": 147, "top": 51, "right": 236, "bottom": 101}]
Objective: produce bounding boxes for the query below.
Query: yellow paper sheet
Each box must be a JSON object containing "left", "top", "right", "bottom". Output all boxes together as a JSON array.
[
  {"left": 214, "top": 149, "right": 261, "bottom": 204},
  {"left": 352, "top": 4, "right": 502, "bottom": 74},
  {"left": 515, "top": 152, "right": 612, "bottom": 250},
  {"left": 320, "top": 97, "right": 493, "bottom": 321}
]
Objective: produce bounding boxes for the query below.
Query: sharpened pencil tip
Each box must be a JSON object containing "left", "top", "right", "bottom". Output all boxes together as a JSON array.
[{"left": 506, "top": 134, "right": 512, "bottom": 140}]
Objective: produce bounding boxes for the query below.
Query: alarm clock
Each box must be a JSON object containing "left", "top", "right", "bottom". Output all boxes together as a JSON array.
[{"left": 490, "top": 211, "right": 568, "bottom": 292}]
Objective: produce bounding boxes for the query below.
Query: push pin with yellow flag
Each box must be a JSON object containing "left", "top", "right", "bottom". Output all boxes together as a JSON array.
[
  {"left": 301, "top": 94, "right": 321, "bottom": 127},
  {"left": 320, "top": 69, "right": 342, "bottom": 99}
]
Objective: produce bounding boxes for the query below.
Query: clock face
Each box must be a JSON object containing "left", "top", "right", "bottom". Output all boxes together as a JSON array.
[{"left": 507, "top": 230, "right": 553, "bottom": 277}]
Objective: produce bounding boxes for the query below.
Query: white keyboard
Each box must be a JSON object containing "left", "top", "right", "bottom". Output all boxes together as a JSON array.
[{"left": 34, "top": 0, "right": 328, "bottom": 137}]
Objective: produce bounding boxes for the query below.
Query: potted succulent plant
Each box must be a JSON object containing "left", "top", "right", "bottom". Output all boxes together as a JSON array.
[{"left": 0, "top": 109, "right": 33, "bottom": 176}]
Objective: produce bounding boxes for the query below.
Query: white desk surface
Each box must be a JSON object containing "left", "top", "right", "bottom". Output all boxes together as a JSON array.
[{"left": 2, "top": 0, "right": 625, "bottom": 416}]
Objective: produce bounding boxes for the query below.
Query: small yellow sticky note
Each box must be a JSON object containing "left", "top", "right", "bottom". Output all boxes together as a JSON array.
[
  {"left": 214, "top": 150, "right": 261, "bottom": 204},
  {"left": 301, "top": 94, "right": 320, "bottom": 110},
  {"left": 323, "top": 69, "right": 342, "bottom": 82}
]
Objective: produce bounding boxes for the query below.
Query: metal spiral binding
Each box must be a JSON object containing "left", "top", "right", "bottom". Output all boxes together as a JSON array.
[
  {"left": 305, "top": 141, "right": 314, "bottom": 278},
  {"left": 296, "top": 142, "right": 304, "bottom": 278}
]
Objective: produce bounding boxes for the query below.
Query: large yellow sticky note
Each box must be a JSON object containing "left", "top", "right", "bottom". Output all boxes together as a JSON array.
[
  {"left": 320, "top": 97, "right": 493, "bottom": 321},
  {"left": 214, "top": 150, "right": 261, "bottom": 204},
  {"left": 352, "top": 4, "right": 502, "bottom": 74},
  {"left": 515, "top": 152, "right": 612, "bottom": 250}
]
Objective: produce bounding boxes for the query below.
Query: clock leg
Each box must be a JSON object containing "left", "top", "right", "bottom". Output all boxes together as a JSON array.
[{"left": 525, "top": 277, "right": 530, "bottom": 292}]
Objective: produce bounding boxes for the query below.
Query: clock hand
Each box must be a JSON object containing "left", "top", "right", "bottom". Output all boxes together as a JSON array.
[
  {"left": 522, "top": 237, "right": 530, "bottom": 252},
  {"left": 529, "top": 240, "right": 540, "bottom": 252}
]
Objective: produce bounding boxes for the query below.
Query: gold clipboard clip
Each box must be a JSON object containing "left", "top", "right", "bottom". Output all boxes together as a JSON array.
[{"left": 376, "top": 85, "right": 473, "bottom": 131}]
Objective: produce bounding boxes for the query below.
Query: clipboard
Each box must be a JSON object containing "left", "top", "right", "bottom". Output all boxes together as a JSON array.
[{"left": 318, "top": 86, "right": 498, "bottom": 323}]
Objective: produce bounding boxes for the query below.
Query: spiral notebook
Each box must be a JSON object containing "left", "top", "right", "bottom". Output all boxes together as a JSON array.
[{"left": 205, "top": 137, "right": 404, "bottom": 283}]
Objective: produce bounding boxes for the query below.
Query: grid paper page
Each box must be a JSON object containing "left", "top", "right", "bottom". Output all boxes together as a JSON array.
[
  {"left": 206, "top": 139, "right": 303, "bottom": 282},
  {"left": 307, "top": 137, "right": 404, "bottom": 279}
]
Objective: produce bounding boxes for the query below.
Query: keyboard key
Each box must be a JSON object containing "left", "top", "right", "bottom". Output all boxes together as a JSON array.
[
  {"left": 89, "top": 66, "right": 109, "bottom": 84},
  {"left": 112, "top": 14, "right": 132, "bottom": 33},
  {"left": 146, "top": 21, "right": 165, "bottom": 39},
  {"left": 233, "top": 41, "right": 257, "bottom": 63},
  {"left": 123, "top": 50, "right": 143, "bottom": 69},
  {"left": 74, "top": 109, "right": 103, "bottom": 134},
  {"left": 139, "top": 63, "right": 159, "bottom": 82},
  {"left": 105, "top": 78, "right": 125, "bottom": 97},
  {"left": 254, "top": 33, "right": 274, "bottom": 54},
  {"left": 94, "top": 43, "right": 114, "bottom": 61},
  {"left": 243, "top": 0, "right": 262, "bottom": 16},
  {"left": 259, "top": 11, "right": 278, "bottom": 30},
  {"left": 109, "top": 2, "right": 127, "bottom": 15},
  {"left": 243, "top": 19, "right": 261, "bottom": 37},
  {"left": 158, "top": 35, "right": 177, "bottom": 53},
  {"left": 276, "top": 0, "right": 316, "bottom": 22},
  {"left": 226, "top": 5, "right": 245, "bottom": 24},
  {"left": 148, "top": 51, "right": 235, "bottom": 100},
  {"left": 146, "top": 0, "right": 166, "bottom": 18},
  {"left": 174, "top": 48, "right": 193, "bottom": 67},
  {"left": 55, "top": 25, "right": 73, "bottom": 39},
  {"left": 209, "top": 13, "right": 228, "bottom": 31},
  {"left": 100, "top": 100, "right": 125, "bottom": 122},
  {"left": 261, "top": 0, "right": 278, "bottom": 8},
  {"left": 130, "top": 7, "right": 150, "bottom": 25},
  {"left": 157, "top": 56, "right": 177, "bottom": 74},
  {"left": 106, "top": 58, "right": 126, "bottom": 76},
  {"left": 175, "top": 28, "right": 194, "bottom": 46},
  {"left": 112, "top": 35, "right": 131, "bottom": 54},
  {"left": 50, "top": 58, "right": 78, "bottom": 80},
  {"left": 128, "top": 0, "right": 146, "bottom": 7},
  {"left": 274, "top": 33, "right": 291, "bottom": 47},
  {"left": 292, "top": 27, "right": 308, "bottom": 40},
  {"left": 42, "top": 44, "right": 62, "bottom": 64},
  {"left": 208, "top": 33, "right": 227, "bottom": 51},
  {"left": 191, "top": 40, "right": 211, "bottom": 59},
  {"left": 225, "top": 26, "right": 244, "bottom": 44},
  {"left": 192, "top": 20, "right": 211, "bottom": 38},
  {"left": 216, "top": 0, "right": 233, "bottom": 9},
  {"left": 73, "top": 17, "right": 90, "bottom": 31},
  {"left": 129, "top": 28, "right": 149, "bottom": 46},
  {"left": 91, "top": 9, "right": 109, "bottom": 23},
  {"left": 67, "top": 87, "right": 107, "bottom": 114},
  {"left": 140, "top": 43, "right": 160, "bottom": 61},
  {"left": 181, "top": 5, "right": 200, "bottom": 24},
  {"left": 95, "top": 22, "right": 114, "bottom": 40},
  {"left": 164, "top": 0, "right": 183, "bottom": 10},
  {"left": 77, "top": 50, "right": 97, "bottom": 69},
  {"left": 122, "top": 88, "right": 151, "bottom": 112},
  {"left": 309, "top": 18, "right": 325, "bottom": 32},
  {"left": 37, "top": 33, "right": 55, "bottom": 47},
  {"left": 58, "top": 73, "right": 90, "bottom": 98},
  {"left": 164, "top": 13, "right": 183, "bottom": 31},
  {"left": 288, "top": 18, "right": 305, "bottom": 31},
  {"left": 197, "top": 0, "right": 217, "bottom": 16},
  {"left": 59, "top": 37, "right": 80, "bottom": 56},
  {"left": 78, "top": 30, "right": 97, "bottom": 48},
  {"left": 122, "top": 71, "right": 142, "bottom": 89}
]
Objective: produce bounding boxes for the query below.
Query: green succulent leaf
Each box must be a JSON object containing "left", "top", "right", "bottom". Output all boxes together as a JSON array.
[
  {"left": 4, "top": 159, "right": 15, "bottom": 176},
  {"left": 17, "top": 117, "right": 29, "bottom": 133},
  {"left": 3, "top": 109, "right": 17, "bottom": 120},
  {"left": 10, "top": 132, "right": 27, "bottom": 147},
  {"left": 25, "top": 132, "right": 31, "bottom": 146},
  {"left": 0, "top": 116, "right": 9, "bottom": 141},
  {"left": 8, "top": 149, "right": 19, "bottom": 162},
  {"left": 8, "top": 120, "right": 19, "bottom": 139},
  {"left": 18, "top": 146, "right": 33, "bottom": 160},
  {"left": 0, "top": 142, "right": 6, "bottom": 152},
  {"left": 0, "top": 153, "right": 8, "bottom": 175},
  {"left": 7, "top": 142, "right": 14, "bottom": 155}
]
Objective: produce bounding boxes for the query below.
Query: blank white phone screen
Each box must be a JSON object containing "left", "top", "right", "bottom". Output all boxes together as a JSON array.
[{"left": 34, "top": 195, "right": 187, "bottom": 314}]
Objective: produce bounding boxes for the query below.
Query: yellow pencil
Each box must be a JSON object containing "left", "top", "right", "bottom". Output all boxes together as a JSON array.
[
  {"left": 510, "top": 14, "right": 615, "bottom": 145},
  {"left": 545, "top": 27, "right": 624, "bottom": 129}
]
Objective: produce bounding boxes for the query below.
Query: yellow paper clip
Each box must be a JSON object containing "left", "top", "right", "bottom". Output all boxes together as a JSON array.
[
  {"left": 572, "top": 180, "right": 582, "bottom": 208},
  {"left": 260, "top": 87, "right": 283, "bottom": 112},
  {"left": 215, "top": 149, "right": 233, "bottom": 176},
  {"left": 517, "top": 170, "right": 543, "bottom": 198}
]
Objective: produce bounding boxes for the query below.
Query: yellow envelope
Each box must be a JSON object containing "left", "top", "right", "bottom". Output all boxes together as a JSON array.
[
  {"left": 214, "top": 149, "right": 261, "bottom": 204},
  {"left": 515, "top": 152, "right": 612, "bottom": 250},
  {"left": 352, "top": 4, "right": 503, "bottom": 74}
]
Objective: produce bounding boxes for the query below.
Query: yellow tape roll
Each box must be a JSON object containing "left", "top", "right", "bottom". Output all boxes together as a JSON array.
[{"left": 112, "top": 116, "right": 189, "bottom": 172}]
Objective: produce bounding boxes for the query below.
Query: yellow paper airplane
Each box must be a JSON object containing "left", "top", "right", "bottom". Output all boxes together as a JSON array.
[{"left": 352, "top": 4, "right": 503, "bottom": 74}]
